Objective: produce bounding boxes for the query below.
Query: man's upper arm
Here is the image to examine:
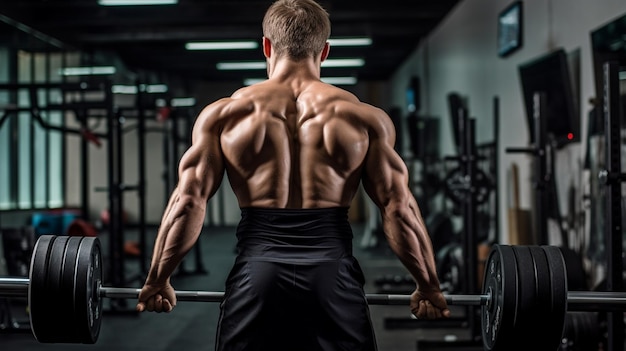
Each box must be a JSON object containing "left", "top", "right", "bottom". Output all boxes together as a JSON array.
[
  {"left": 362, "top": 110, "right": 410, "bottom": 209},
  {"left": 176, "top": 103, "right": 226, "bottom": 202}
]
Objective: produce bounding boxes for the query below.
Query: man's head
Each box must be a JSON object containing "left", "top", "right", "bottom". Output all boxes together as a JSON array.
[{"left": 262, "top": 0, "right": 331, "bottom": 60}]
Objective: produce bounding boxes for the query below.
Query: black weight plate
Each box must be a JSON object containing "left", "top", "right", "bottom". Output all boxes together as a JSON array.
[
  {"left": 44, "top": 236, "right": 70, "bottom": 343},
  {"left": 28, "top": 235, "right": 56, "bottom": 343},
  {"left": 59, "top": 236, "right": 83, "bottom": 342},
  {"left": 528, "top": 246, "right": 559, "bottom": 350},
  {"left": 75, "top": 237, "right": 103, "bottom": 344},
  {"left": 28, "top": 235, "right": 63, "bottom": 343},
  {"left": 559, "top": 246, "right": 587, "bottom": 291},
  {"left": 542, "top": 245, "right": 568, "bottom": 346},
  {"left": 511, "top": 246, "right": 536, "bottom": 349},
  {"left": 481, "top": 245, "right": 518, "bottom": 351}
]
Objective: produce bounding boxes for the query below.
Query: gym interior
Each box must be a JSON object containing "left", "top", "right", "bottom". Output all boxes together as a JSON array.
[{"left": 1, "top": 0, "right": 626, "bottom": 350}]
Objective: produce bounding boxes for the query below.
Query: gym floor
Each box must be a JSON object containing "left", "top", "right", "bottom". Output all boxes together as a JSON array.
[{"left": 0, "top": 224, "right": 474, "bottom": 351}]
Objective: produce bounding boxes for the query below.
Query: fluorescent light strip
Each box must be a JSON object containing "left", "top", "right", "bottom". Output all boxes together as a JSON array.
[
  {"left": 321, "top": 77, "right": 358, "bottom": 85},
  {"left": 217, "top": 62, "right": 267, "bottom": 70},
  {"left": 144, "top": 84, "right": 168, "bottom": 93},
  {"left": 321, "top": 59, "right": 365, "bottom": 67},
  {"left": 171, "top": 97, "right": 196, "bottom": 107},
  {"left": 328, "top": 38, "right": 372, "bottom": 47},
  {"left": 111, "top": 84, "right": 169, "bottom": 94},
  {"left": 112, "top": 85, "right": 138, "bottom": 94},
  {"left": 243, "top": 77, "right": 357, "bottom": 86},
  {"left": 188, "top": 37, "right": 369, "bottom": 51},
  {"left": 218, "top": 58, "right": 364, "bottom": 71},
  {"left": 60, "top": 66, "right": 116, "bottom": 76},
  {"left": 243, "top": 78, "right": 266, "bottom": 85},
  {"left": 186, "top": 41, "right": 259, "bottom": 50},
  {"left": 98, "top": 0, "right": 177, "bottom": 5}
]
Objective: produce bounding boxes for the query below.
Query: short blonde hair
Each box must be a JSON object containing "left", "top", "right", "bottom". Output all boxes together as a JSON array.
[{"left": 262, "top": 0, "right": 331, "bottom": 60}]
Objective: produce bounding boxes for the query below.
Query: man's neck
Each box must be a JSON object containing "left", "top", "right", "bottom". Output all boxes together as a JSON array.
[{"left": 268, "top": 56, "right": 321, "bottom": 81}]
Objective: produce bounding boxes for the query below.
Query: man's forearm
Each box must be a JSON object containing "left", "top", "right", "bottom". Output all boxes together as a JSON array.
[
  {"left": 382, "top": 207, "right": 440, "bottom": 291},
  {"left": 146, "top": 189, "right": 206, "bottom": 285}
]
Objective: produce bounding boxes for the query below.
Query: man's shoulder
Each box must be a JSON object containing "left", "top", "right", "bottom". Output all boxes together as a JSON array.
[
  {"left": 232, "top": 81, "right": 287, "bottom": 99},
  {"left": 330, "top": 94, "right": 386, "bottom": 120},
  {"left": 195, "top": 96, "right": 255, "bottom": 127}
]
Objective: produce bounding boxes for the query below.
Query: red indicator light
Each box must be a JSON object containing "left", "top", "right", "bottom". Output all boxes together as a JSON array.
[{"left": 567, "top": 133, "right": 574, "bottom": 140}]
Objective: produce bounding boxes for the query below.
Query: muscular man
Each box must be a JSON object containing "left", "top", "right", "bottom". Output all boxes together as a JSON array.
[{"left": 137, "top": 0, "right": 450, "bottom": 349}]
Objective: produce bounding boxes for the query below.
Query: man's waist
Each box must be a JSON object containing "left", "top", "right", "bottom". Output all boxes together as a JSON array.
[
  {"left": 236, "top": 206, "right": 354, "bottom": 262},
  {"left": 237, "top": 206, "right": 353, "bottom": 238}
]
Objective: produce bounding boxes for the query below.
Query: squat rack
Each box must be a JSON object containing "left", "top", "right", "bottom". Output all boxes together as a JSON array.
[
  {"left": 0, "top": 81, "right": 108, "bottom": 220},
  {"left": 0, "top": 80, "right": 149, "bottom": 312}
]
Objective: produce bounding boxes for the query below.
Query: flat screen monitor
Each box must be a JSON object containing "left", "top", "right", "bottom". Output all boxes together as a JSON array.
[
  {"left": 498, "top": 1, "right": 523, "bottom": 57},
  {"left": 518, "top": 49, "right": 579, "bottom": 148}
]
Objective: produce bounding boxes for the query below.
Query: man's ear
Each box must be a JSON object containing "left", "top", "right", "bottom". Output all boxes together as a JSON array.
[
  {"left": 321, "top": 42, "right": 330, "bottom": 62},
  {"left": 263, "top": 37, "right": 272, "bottom": 58}
]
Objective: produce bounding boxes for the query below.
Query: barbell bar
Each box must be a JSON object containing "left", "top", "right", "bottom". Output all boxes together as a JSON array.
[
  {"left": 2, "top": 277, "right": 626, "bottom": 309},
  {"left": 0, "top": 276, "right": 486, "bottom": 305},
  {"left": 1, "top": 235, "right": 626, "bottom": 350}
]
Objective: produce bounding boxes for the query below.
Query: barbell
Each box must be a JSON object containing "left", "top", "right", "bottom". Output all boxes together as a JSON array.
[{"left": 1, "top": 235, "right": 626, "bottom": 350}]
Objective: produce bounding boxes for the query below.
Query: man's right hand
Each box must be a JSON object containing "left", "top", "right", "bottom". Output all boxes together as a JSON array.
[
  {"left": 136, "top": 282, "right": 178, "bottom": 313},
  {"left": 409, "top": 289, "right": 451, "bottom": 320}
]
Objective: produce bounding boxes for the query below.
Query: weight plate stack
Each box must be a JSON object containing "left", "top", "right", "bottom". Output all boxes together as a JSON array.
[{"left": 481, "top": 245, "right": 518, "bottom": 351}]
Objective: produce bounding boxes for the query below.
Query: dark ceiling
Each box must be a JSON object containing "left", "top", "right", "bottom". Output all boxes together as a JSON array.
[{"left": 0, "top": 0, "right": 460, "bottom": 84}]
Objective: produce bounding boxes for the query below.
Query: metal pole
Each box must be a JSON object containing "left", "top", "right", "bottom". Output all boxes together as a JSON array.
[
  {"left": 533, "top": 92, "right": 549, "bottom": 245},
  {"left": 493, "top": 96, "right": 500, "bottom": 245},
  {"left": 136, "top": 82, "right": 147, "bottom": 274},
  {"left": 603, "top": 60, "right": 624, "bottom": 351}
]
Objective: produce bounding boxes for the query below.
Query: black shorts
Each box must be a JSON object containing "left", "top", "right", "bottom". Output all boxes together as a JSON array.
[{"left": 215, "top": 207, "right": 377, "bottom": 351}]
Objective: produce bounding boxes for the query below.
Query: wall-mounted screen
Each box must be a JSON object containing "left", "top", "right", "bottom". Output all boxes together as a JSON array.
[{"left": 498, "top": 1, "right": 523, "bottom": 57}]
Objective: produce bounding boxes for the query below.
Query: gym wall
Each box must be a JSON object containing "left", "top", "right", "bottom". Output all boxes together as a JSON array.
[{"left": 388, "top": 0, "right": 626, "bottom": 244}]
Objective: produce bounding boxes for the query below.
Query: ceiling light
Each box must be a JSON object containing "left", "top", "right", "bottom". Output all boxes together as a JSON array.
[
  {"left": 217, "top": 62, "right": 267, "bottom": 70},
  {"left": 98, "top": 0, "right": 177, "bottom": 5},
  {"left": 243, "top": 78, "right": 266, "bottom": 85},
  {"left": 112, "top": 85, "right": 138, "bottom": 94},
  {"left": 321, "top": 77, "right": 358, "bottom": 85},
  {"left": 328, "top": 38, "right": 372, "bottom": 47},
  {"left": 60, "top": 66, "right": 116, "bottom": 76},
  {"left": 244, "top": 77, "right": 357, "bottom": 86},
  {"left": 111, "top": 84, "right": 168, "bottom": 94},
  {"left": 321, "top": 59, "right": 365, "bottom": 67},
  {"left": 171, "top": 98, "right": 197, "bottom": 107},
  {"left": 186, "top": 41, "right": 259, "bottom": 50},
  {"left": 143, "top": 84, "right": 168, "bottom": 93},
  {"left": 218, "top": 59, "right": 364, "bottom": 71}
]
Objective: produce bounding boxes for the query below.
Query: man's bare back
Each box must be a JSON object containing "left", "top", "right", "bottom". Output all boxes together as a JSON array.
[{"left": 206, "top": 78, "right": 384, "bottom": 209}]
